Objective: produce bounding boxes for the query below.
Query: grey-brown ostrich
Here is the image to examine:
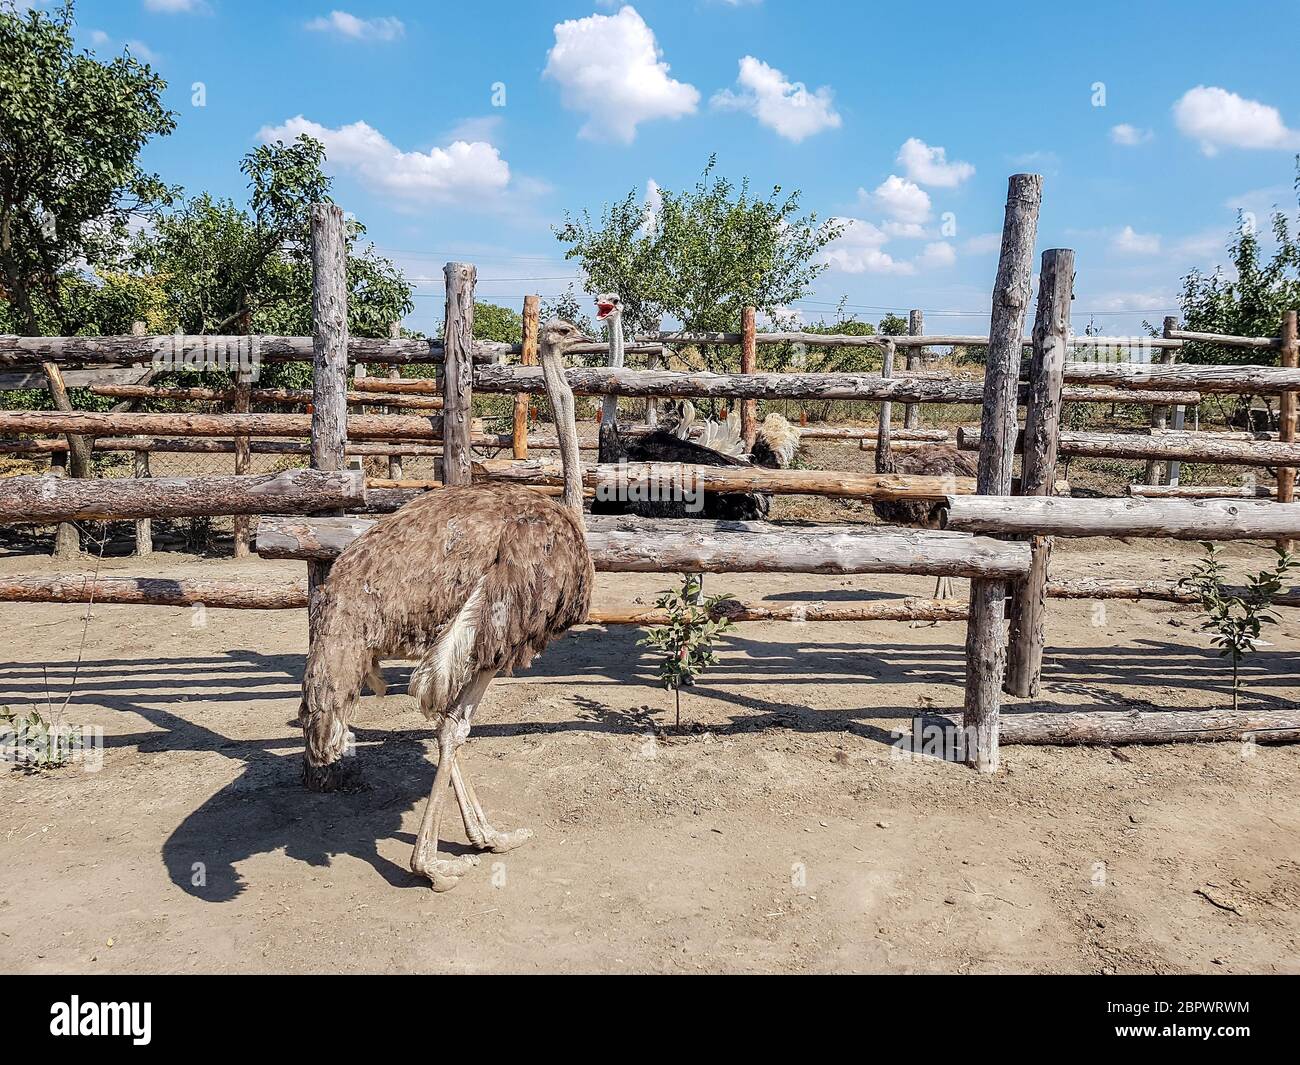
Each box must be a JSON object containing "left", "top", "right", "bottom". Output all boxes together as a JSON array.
[{"left": 300, "top": 319, "right": 594, "bottom": 891}]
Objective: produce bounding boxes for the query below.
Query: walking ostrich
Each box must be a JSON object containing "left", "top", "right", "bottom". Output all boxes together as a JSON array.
[
  {"left": 592, "top": 294, "right": 799, "bottom": 520},
  {"left": 871, "top": 349, "right": 977, "bottom": 605},
  {"left": 300, "top": 319, "right": 593, "bottom": 891}
]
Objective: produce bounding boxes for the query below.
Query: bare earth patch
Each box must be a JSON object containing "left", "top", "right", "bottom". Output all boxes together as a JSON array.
[{"left": 0, "top": 538, "right": 1297, "bottom": 974}]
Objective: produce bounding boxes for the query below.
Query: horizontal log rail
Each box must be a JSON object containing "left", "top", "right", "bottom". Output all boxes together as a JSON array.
[
  {"left": 942, "top": 494, "right": 1300, "bottom": 540},
  {"left": 1061, "top": 386, "right": 1201, "bottom": 405},
  {"left": 1043, "top": 576, "right": 1300, "bottom": 606},
  {"left": 256, "top": 514, "right": 1033, "bottom": 578},
  {"left": 89, "top": 382, "right": 444, "bottom": 410},
  {"left": 936, "top": 708, "right": 1300, "bottom": 745},
  {"left": 1058, "top": 362, "right": 1300, "bottom": 394},
  {"left": 639, "top": 330, "right": 1186, "bottom": 351},
  {"left": 0, "top": 410, "right": 454, "bottom": 442},
  {"left": 1163, "top": 326, "right": 1280, "bottom": 349},
  {"left": 0, "top": 574, "right": 309, "bottom": 609},
  {"left": 0, "top": 469, "right": 364, "bottom": 522},
  {"left": 1126, "top": 484, "right": 1277, "bottom": 499},
  {"left": 472, "top": 458, "right": 976, "bottom": 501},
  {"left": 0, "top": 436, "right": 448, "bottom": 457},
  {"left": 958, "top": 426, "right": 1300, "bottom": 466}
]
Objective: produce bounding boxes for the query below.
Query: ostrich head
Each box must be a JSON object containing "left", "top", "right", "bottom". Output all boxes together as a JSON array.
[
  {"left": 538, "top": 318, "right": 587, "bottom": 523},
  {"left": 595, "top": 293, "right": 622, "bottom": 323}
]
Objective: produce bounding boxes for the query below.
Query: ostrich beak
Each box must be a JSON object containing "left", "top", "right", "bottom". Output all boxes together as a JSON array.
[{"left": 596, "top": 299, "right": 617, "bottom": 320}]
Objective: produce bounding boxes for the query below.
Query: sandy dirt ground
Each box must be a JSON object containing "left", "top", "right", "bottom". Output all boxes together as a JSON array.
[{"left": 1, "top": 534, "right": 1297, "bottom": 975}]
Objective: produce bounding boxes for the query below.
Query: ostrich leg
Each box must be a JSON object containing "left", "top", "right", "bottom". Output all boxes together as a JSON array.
[
  {"left": 410, "top": 669, "right": 496, "bottom": 890},
  {"left": 451, "top": 756, "right": 534, "bottom": 853}
]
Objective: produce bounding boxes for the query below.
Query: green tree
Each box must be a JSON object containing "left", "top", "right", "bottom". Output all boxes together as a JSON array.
[
  {"left": 1176, "top": 164, "right": 1300, "bottom": 367},
  {"left": 0, "top": 0, "right": 177, "bottom": 335},
  {"left": 554, "top": 157, "right": 842, "bottom": 345},
  {"left": 473, "top": 301, "right": 522, "bottom": 345}
]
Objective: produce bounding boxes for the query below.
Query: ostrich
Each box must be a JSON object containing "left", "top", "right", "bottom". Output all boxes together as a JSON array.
[
  {"left": 871, "top": 349, "right": 977, "bottom": 606},
  {"left": 299, "top": 319, "right": 593, "bottom": 891},
  {"left": 591, "top": 295, "right": 798, "bottom": 520}
]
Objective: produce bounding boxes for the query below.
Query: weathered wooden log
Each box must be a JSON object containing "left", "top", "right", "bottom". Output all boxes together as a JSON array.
[
  {"left": 1007, "top": 248, "right": 1072, "bottom": 699},
  {"left": 1127, "top": 483, "right": 1277, "bottom": 499},
  {"left": 0, "top": 436, "right": 447, "bottom": 457},
  {"left": 1044, "top": 577, "right": 1300, "bottom": 607},
  {"left": 740, "top": 306, "right": 758, "bottom": 447},
  {"left": 1162, "top": 325, "right": 1280, "bottom": 349},
  {"left": 958, "top": 426, "right": 1300, "bottom": 466},
  {"left": 1061, "top": 386, "right": 1201, "bottom": 405},
  {"left": 0, "top": 366, "right": 154, "bottom": 391},
  {"left": 0, "top": 410, "right": 448, "bottom": 441},
  {"left": 475, "top": 365, "right": 991, "bottom": 403},
  {"left": 472, "top": 458, "right": 976, "bottom": 501},
  {"left": 943, "top": 494, "right": 1300, "bottom": 540},
  {"left": 962, "top": 174, "right": 1042, "bottom": 774},
  {"left": 256, "top": 514, "right": 1032, "bottom": 577},
  {"left": 1059, "top": 362, "right": 1300, "bottom": 394},
  {"left": 0, "top": 469, "right": 364, "bottom": 522},
  {"left": 308, "top": 204, "right": 350, "bottom": 639},
  {"left": 0, "top": 333, "right": 508, "bottom": 367},
  {"left": 1278, "top": 311, "right": 1298, "bottom": 552},
  {"left": 0, "top": 574, "right": 309, "bottom": 609},
  {"left": 442, "top": 263, "right": 475, "bottom": 487},
  {"left": 639, "top": 329, "right": 1184, "bottom": 351},
  {"left": 988, "top": 708, "right": 1300, "bottom": 745},
  {"left": 589, "top": 597, "right": 968, "bottom": 624},
  {"left": 88, "top": 382, "right": 444, "bottom": 410}
]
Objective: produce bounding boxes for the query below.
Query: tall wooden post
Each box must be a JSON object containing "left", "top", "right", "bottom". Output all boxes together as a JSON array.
[
  {"left": 386, "top": 321, "right": 403, "bottom": 480},
  {"left": 308, "top": 204, "right": 349, "bottom": 639},
  {"left": 1006, "top": 249, "right": 1073, "bottom": 698},
  {"left": 963, "top": 173, "right": 1043, "bottom": 773},
  {"left": 873, "top": 339, "right": 895, "bottom": 472},
  {"left": 127, "top": 321, "right": 154, "bottom": 557},
  {"left": 1277, "top": 310, "right": 1298, "bottom": 552},
  {"left": 441, "top": 262, "right": 476, "bottom": 487},
  {"left": 904, "top": 310, "right": 923, "bottom": 429},
  {"left": 513, "top": 294, "right": 540, "bottom": 460},
  {"left": 1145, "top": 317, "right": 1178, "bottom": 486},
  {"left": 740, "top": 305, "right": 758, "bottom": 448},
  {"left": 232, "top": 312, "right": 253, "bottom": 558}
]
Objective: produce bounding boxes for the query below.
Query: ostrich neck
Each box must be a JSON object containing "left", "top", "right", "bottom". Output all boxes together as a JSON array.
[
  {"left": 540, "top": 344, "right": 585, "bottom": 526},
  {"left": 600, "top": 314, "right": 625, "bottom": 427}
]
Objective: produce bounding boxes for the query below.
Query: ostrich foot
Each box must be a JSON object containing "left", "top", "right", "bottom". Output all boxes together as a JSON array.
[
  {"left": 480, "top": 826, "right": 534, "bottom": 853},
  {"left": 411, "top": 853, "right": 480, "bottom": 892}
]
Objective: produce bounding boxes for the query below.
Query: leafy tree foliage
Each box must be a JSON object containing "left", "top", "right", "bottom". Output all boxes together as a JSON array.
[
  {"left": 0, "top": 0, "right": 177, "bottom": 334},
  {"left": 1176, "top": 164, "right": 1300, "bottom": 367},
  {"left": 554, "top": 157, "right": 842, "bottom": 344},
  {"left": 473, "top": 301, "right": 522, "bottom": 345}
]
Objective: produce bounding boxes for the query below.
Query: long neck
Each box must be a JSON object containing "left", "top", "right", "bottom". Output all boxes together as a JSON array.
[
  {"left": 874, "top": 339, "right": 896, "bottom": 474},
  {"left": 600, "top": 313, "right": 624, "bottom": 427},
  {"left": 541, "top": 345, "right": 585, "bottom": 525}
]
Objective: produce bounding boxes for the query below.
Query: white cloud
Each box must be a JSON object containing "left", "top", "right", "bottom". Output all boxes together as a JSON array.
[
  {"left": 1111, "top": 225, "right": 1161, "bottom": 255},
  {"left": 1173, "top": 86, "right": 1300, "bottom": 154},
  {"left": 143, "top": 0, "right": 206, "bottom": 11},
  {"left": 1089, "top": 291, "right": 1175, "bottom": 313},
  {"left": 1110, "top": 123, "right": 1153, "bottom": 146},
  {"left": 896, "top": 137, "right": 973, "bottom": 187},
  {"left": 544, "top": 5, "right": 699, "bottom": 143},
  {"left": 125, "top": 39, "right": 162, "bottom": 64},
  {"left": 881, "top": 221, "right": 927, "bottom": 239},
  {"left": 711, "top": 56, "right": 841, "bottom": 142},
  {"left": 962, "top": 232, "right": 1002, "bottom": 255},
  {"left": 865, "top": 175, "right": 931, "bottom": 224},
  {"left": 305, "top": 11, "right": 405, "bottom": 42},
  {"left": 917, "top": 241, "right": 956, "bottom": 269},
  {"left": 821, "top": 218, "right": 912, "bottom": 275},
  {"left": 257, "top": 116, "right": 511, "bottom": 206}
]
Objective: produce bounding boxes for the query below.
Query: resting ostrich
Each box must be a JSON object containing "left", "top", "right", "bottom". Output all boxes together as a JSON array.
[
  {"left": 300, "top": 319, "right": 593, "bottom": 891},
  {"left": 871, "top": 354, "right": 977, "bottom": 605},
  {"left": 591, "top": 295, "right": 799, "bottom": 519}
]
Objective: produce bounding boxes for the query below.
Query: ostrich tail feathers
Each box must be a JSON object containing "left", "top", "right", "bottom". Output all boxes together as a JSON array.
[
  {"left": 698, "top": 408, "right": 746, "bottom": 458},
  {"left": 408, "top": 576, "right": 487, "bottom": 717}
]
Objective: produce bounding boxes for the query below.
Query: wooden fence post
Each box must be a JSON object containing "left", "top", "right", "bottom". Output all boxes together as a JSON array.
[
  {"left": 1278, "top": 309, "right": 1298, "bottom": 553},
  {"left": 1145, "top": 317, "right": 1178, "bottom": 485},
  {"left": 1006, "top": 249, "right": 1073, "bottom": 697},
  {"left": 128, "top": 321, "right": 153, "bottom": 557},
  {"left": 232, "top": 313, "right": 253, "bottom": 558},
  {"left": 740, "top": 305, "right": 758, "bottom": 448},
  {"left": 874, "top": 339, "right": 895, "bottom": 472},
  {"left": 441, "top": 262, "right": 476, "bottom": 487},
  {"left": 308, "top": 204, "right": 349, "bottom": 640},
  {"left": 386, "top": 321, "right": 403, "bottom": 480},
  {"left": 513, "top": 294, "right": 540, "bottom": 460},
  {"left": 963, "top": 173, "right": 1043, "bottom": 773},
  {"left": 904, "top": 309, "right": 923, "bottom": 429}
]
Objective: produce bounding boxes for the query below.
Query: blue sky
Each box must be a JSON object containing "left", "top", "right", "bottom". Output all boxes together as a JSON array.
[{"left": 57, "top": 0, "right": 1300, "bottom": 336}]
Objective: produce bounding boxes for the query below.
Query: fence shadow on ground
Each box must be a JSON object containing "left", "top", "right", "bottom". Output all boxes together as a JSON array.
[{"left": 2, "top": 633, "right": 1295, "bottom": 900}]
